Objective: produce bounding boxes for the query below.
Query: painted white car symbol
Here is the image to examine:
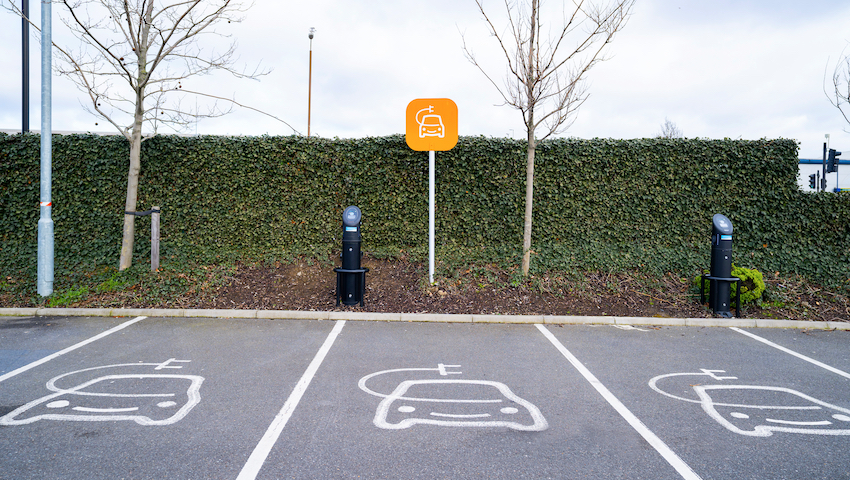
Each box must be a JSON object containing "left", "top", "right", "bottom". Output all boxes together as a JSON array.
[
  {"left": 649, "top": 369, "right": 850, "bottom": 437},
  {"left": 374, "top": 379, "right": 547, "bottom": 431},
  {"left": 695, "top": 385, "right": 850, "bottom": 437},
  {"left": 0, "top": 361, "right": 203, "bottom": 426}
]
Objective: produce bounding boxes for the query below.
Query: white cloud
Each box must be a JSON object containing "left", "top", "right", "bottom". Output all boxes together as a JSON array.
[{"left": 2, "top": 0, "right": 850, "bottom": 157}]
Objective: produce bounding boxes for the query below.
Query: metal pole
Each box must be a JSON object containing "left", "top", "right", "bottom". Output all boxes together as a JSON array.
[
  {"left": 828, "top": 134, "right": 837, "bottom": 191},
  {"left": 151, "top": 207, "right": 160, "bottom": 271},
  {"left": 22, "top": 0, "right": 29, "bottom": 133},
  {"left": 307, "top": 27, "right": 314, "bottom": 137},
  {"left": 822, "top": 142, "right": 827, "bottom": 192},
  {"left": 37, "top": 0, "right": 53, "bottom": 297},
  {"left": 429, "top": 150, "right": 435, "bottom": 284}
]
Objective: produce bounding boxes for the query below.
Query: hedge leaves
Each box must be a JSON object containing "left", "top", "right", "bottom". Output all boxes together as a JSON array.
[{"left": 2, "top": 133, "right": 848, "bottom": 288}]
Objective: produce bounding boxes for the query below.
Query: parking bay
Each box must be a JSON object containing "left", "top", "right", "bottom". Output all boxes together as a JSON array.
[
  {"left": 0, "top": 317, "right": 336, "bottom": 479},
  {"left": 0, "top": 317, "right": 849, "bottom": 479},
  {"left": 546, "top": 325, "right": 850, "bottom": 480}
]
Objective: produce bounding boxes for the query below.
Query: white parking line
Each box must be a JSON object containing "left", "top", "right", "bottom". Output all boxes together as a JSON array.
[
  {"left": 237, "top": 320, "right": 346, "bottom": 480},
  {"left": 0, "top": 316, "right": 147, "bottom": 384},
  {"left": 536, "top": 324, "right": 702, "bottom": 480},
  {"left": 730, "top": 327, "right": 850, "bottom": 380}
]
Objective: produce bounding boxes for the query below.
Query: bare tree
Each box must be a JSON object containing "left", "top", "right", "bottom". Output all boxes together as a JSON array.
[
  {"left": 826, "top": 47, "right": 850, "bottom": 132},
  {"left": 4, "top": 0, "right": 297, "bottom": 270},
  {"left": 657, "top": 117, "right": 682, "bottom": 138},
  {"left": 463, "top": 0, "right": 635, "bottom": 275}
]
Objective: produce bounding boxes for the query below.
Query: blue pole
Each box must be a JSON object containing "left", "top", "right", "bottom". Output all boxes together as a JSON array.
[{"left": 37, "top": 0, "right": 53, "bottom": 297}]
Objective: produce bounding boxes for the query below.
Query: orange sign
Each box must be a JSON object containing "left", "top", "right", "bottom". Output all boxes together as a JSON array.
[{"left": 405, "top": 98, "right": 458, "bottom": 151}]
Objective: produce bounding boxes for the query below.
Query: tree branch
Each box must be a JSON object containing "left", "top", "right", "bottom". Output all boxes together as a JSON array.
[{"left": 177, "top": 89, "right": 301, "bottom": 135}]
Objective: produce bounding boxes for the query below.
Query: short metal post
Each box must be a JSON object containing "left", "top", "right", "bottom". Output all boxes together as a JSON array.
[
  {"left": 151, "top": 206, "right": 160, "bottom": 271},
  {"left": 735, "top": 278, "right": 741, "bottom": 318},
  {"left": 335, "top": 271, "right": 341, "bottom": 306},
  {"left": 360, "top": 270, "right": 366, "bottom": 307}
]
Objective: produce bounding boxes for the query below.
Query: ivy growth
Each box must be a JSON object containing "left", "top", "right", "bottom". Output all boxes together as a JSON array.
[{"left": 2, "top": 133, "right": 849, "bottom": 291}]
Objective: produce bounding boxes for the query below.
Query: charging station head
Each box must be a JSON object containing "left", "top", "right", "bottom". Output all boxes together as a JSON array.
[
  {"left": 343, "top": 206, "right": 361, "bottom": 227},
  {"left": 712, "top": 214, "right": 733, "bottom": 236}
]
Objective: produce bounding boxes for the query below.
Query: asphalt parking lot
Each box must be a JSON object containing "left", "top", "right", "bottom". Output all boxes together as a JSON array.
[{"left": 1, "top": 315, "right": 849, "bottom": 479}]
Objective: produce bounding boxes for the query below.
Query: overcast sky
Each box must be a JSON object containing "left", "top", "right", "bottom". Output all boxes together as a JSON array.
[{"left": 1, "top": 0, "right": 850, "bottom": 159}]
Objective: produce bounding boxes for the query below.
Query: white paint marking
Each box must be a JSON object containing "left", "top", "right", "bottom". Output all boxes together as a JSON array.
[
  {"left": 46, "top": 363, "right": 177, "bottom": 397},
  {"left": 0, "top": 316, "right": 147, "bottom": 383},
  {"left": 730, "top": 327, "right": 850, "bottom": 380},
  {"left": 72, "top": 406, "right": 140, "bottom": 413},
  {"left": 650, "top": 371, "right": 825, "bottom": 410},
  {"left": 765, "top": 418, "right": 831, "bottom": 426},
  {"left": 154, "top": 358, "right": 190, "bottom": 370},
  {"left": 699, "top": 369, "right": 737, "bottom": 381},
  {"left": 430, "top": 412, "right": 491, "bottom": 419},
  {"left": 693, "top": 384, "right": 850, "bottom": 437},
  {"left": 536, "top": 324, "right": 702, "bottom": 480},
  {"left": 361, "top": 366, "right": 547, "bottom": 431},
  {"left": 372, "top": 379, "right": 547, "bottom": 431},
  {"left": 360, "top": 365, "right": 509, "bottom": 403},
  {"left": 236, "top": 320, "right": 346, "bottom": 480},
  {"left": 613, "top": 325, "right": 649, "bottom": 332},
  {"left": 437, "top": 363, "right": 462, "bottom": 376},
  {"left": 0, "top": 371, "right": 203, "bottom": 426}
]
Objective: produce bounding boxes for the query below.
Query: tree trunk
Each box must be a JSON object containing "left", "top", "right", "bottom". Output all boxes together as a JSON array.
[
  {"left": 119, "top": 70, "right": 146, "bottom": 270},
  {"left": 118, "top": 125, "right": 142, "bottom": 270},
  {"left": 119, "top": 4, "right": 151, "bottom": 271},
  {"left": 522, "top": 135, "right": 536, "bottom": 276},
  {"left": 521, "top": 0, "right": 538, "bottom": 277}
]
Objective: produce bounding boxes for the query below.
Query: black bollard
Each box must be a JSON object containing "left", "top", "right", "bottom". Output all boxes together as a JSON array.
[
  {"left": 335, "top": 206, "right": 368, "bottom": 306},
  {"left": 708, "top": 214, "right": 734, "bottom": 317}
]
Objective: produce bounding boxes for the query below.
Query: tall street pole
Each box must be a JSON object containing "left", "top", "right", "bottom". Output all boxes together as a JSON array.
[
  {"left": 22, "top": 0, "right": 29, "bottom": 133},
  {"left": 38, "top": 0, "right": 53, "bottom": 297},
  {"left": 307, "top": 27, "right": 315, "bottom": 137}
]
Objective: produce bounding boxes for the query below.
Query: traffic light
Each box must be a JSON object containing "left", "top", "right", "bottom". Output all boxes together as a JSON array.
[
  {"left": 809, "top": 173, "right": 817, "bottom": 189},
  {"left": 827, "top": 149, "right": 842, "bottom": 173}
]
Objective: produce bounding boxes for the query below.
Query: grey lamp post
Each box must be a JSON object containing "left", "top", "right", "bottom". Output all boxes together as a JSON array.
[{"left": 308, "top": 27, "right": 315, "bottom": 137}]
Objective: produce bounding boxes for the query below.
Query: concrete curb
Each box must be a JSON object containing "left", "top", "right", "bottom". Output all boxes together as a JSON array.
[{"left": 0, "top": 307, "right": 847, "bottom": 330}]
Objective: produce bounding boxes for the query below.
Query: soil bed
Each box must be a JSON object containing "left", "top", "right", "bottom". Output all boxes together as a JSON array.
[{"left": 194, "top": 256, "right": 850, "bottom": 323}]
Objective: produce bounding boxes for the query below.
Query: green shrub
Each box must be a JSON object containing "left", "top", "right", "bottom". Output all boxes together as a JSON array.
[
  {"left": 47, "top": 286, "right": 89, "bottom": 307},
  {"left": 694, "top": 265, "right": 766, "bottom": 304},
  {"left": 730, "top": 265, "right": 766, "bottom": 304}
]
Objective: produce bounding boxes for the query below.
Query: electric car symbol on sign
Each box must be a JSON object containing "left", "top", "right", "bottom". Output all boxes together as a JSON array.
[
  {"left": 418, "top": 114, "right": 445, "bottom": 138},
  {"left": 373, "top": 379, "right": 548, "bottom": 431}
]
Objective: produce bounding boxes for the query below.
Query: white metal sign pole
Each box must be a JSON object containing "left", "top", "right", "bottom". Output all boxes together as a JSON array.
[
  {"left": 429, "top": 150, "right": 435, "bottom": 284},
  {"left": 407, "top": 99, "right": 455, "bottom": 285}
]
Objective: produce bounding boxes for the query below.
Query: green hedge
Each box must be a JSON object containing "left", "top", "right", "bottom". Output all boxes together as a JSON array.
[{"left": 2, "top": 133, "right": 849, "bottom": 287}]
